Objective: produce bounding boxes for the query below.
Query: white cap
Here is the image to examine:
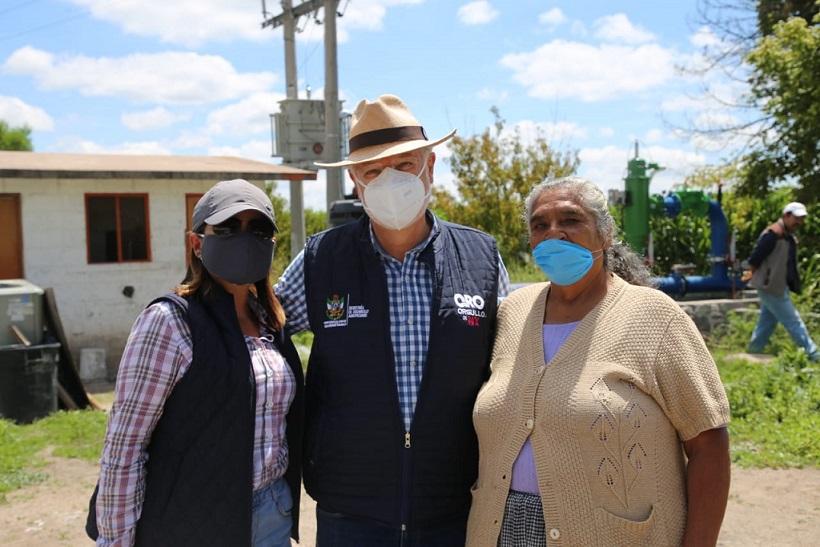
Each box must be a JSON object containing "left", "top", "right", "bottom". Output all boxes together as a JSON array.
[{"left": 783, "top": 202, "right": 808, "bottom": 217}]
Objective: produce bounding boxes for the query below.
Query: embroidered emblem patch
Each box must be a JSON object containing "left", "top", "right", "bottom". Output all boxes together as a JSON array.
[
  {"left": 326, "top": 294, "right": 346, "bottom": 320},
  {"left": 323, "top": 293, "right": 370, "bottom": 329}
]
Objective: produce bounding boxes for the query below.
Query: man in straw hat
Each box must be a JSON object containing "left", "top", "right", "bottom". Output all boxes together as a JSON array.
[{"left": 275, "top": 94, "right": 509, "bottom": 545}]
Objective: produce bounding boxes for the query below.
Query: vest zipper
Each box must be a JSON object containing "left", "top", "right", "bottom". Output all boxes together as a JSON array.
[{"left": 400, "top": 429, "right": 412, "bottom": 541}]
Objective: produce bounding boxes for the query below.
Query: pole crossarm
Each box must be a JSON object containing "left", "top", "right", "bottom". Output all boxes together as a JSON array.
[{"left": 261, "top": 0, "right": 338, "bottom": 29}]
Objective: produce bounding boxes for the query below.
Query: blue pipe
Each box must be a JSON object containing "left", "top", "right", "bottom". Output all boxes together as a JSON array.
[
  {"left": 708, "top": 200, "right": 728, "bottom": 279},
  {"left": 655, "top": 272, "right": 745, "bottom": 297},
  {"left": 663, "top": 194, "right": 682, "bottom": 217},
  {"left": 654, "top": 198, "right": 746, "bottom": 297}
]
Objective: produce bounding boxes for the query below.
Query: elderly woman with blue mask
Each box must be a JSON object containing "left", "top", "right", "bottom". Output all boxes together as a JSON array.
[
  {"left": 90, "top": 179, "right": 304, "bottom": 547},
  {"left": 467, "top": 177, "right": 731, "bottom": 547}
]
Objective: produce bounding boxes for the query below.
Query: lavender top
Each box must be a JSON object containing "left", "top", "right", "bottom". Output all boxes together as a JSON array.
[{"left": 510, "top": 320, "right": 580, "bottom": 495}]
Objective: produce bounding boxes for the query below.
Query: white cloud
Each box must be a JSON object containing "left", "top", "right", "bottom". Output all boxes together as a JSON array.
[
  {"left": 0, "top": 95, "right": 54, "bottom": 131},
  {"left": 476, "top": 87, "right": 509, "bottom": 103},
  {"left": 505, "top": 119, "right": 588, "bottom": 143},
  {"left": 579, "top": 144, "right": 706, "bottom": 193},
  {"left": 206, "top": 92, "right": 285, "bottom": 137},
  {"left": 208, "top": 139, "right": 272, "bottom": 162},
  {"left": 53, "top": 137, "right": 171, "bottom": 155},
  {"left": 538, "top": 8, "right": 566, "bottom": 28},
  {"left": 660, "top": 94, "right": 706, "bottom": 112},
  {"left": 170, "top": 131, "right": 213, "bottom": 150},
  {"left": 66, "top": 0, "right": 425, "bottom": 47},
  {"left": 3, "top": 47, "right": 275, "bottom": 105},
  {"left": 121, "top": 107, "right": 189, "bottom": 131},
  {"left": 645, "top": 128, "right": 666, "bottom": 143},
  {"left": 599, "top": 127, "right": 615, "bottom": 138},
  {"left": 687, "top": 111, "right": 751, "bottom": 152},
  {"left": 570, "top": 20, "right": 587, "bottom": 36},
  {"left": 457, "top": 1, "right": 499, "bottom": 26},
  {"left": 593, "top": 13, "right": 655, "bottom": 44},
  {"left": 500, "top": 40, "right": 675, "bottom": 101},
  {"left": 66, "top": 0, "right": 265, "bottom": 47},
  {"left": 690, "top": 25, "right": 721, "bottom": 48}
]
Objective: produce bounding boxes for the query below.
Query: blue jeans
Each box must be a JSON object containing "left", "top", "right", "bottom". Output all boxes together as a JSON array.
[
  {"left": 252, "top": 478, "right": 293, "bottom": 547},
  {"left": 749, "top": 289, "right": 818, "bottom": 360},
  {"left": 315, "top": 507, "right": 467, "bottom": 547}
]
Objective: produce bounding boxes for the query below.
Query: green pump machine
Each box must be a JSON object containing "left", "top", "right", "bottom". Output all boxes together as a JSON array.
[
  {"left": 623, "top": 142, "right": 663, "bottom": 256},
  {"left": 619, "top": 143, "right": 746, "bottom": 297}
]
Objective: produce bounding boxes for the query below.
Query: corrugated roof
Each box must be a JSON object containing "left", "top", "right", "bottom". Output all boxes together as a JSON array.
[{"left": 0, "top": 151, "right": 317, "bottom": 181}]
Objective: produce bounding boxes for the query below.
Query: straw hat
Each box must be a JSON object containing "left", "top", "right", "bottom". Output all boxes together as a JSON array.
[{"left": 315, "top": 94, "right": 456, "bottom": 168}]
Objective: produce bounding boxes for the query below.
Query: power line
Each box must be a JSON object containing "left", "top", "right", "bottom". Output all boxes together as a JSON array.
[
  {"left": 0, "top": 0, "right": 43, "bottom": 18},
  {"left": 0, "top": 0, "right": 132, "bottom": 44},
  {"left": 0, "top": 10, "right": 85, "bottom": 43}
]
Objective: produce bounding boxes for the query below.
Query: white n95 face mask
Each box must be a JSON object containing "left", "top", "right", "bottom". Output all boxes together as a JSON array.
[{"left": 357, "top": 164, "right": 430, "bottom": 231}]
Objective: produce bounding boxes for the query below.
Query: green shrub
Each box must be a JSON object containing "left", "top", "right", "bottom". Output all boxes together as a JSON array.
[{"left": 718, "top": 349, "right": 820, "bottom": 467}]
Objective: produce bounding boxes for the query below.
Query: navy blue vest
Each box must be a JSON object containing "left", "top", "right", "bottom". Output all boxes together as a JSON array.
[
  {"left": 124, "top": 287, "right": 303, "bottom": 546},
  {"left": 302, "top": 216, "right": 499, "bottom": 529}
]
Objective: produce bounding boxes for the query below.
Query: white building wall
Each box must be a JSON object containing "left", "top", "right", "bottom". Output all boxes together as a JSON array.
[{"left": 0, "top": 177, "right": 260, "bottom": 377}]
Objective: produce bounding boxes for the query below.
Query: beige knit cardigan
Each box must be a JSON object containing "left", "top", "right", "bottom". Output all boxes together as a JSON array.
[{"left": 467, "top": 276, "right": 730, "bottom": 546}]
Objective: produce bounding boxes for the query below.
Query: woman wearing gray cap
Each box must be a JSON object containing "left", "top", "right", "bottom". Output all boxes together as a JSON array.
[{"left": 89, "top": 179, "right": 304, "bottom": 547}]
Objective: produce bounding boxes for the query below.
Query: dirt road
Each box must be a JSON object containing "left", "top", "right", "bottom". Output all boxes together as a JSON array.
[{"left": 0, "top": 458, "right": 817, "bottom": 546}]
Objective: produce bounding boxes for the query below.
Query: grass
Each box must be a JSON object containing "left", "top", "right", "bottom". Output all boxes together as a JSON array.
[
  {"left": 507, "top": 260, "right": 544, "bottom": 284},
  {"left": 716, "top": 349, "right": 819, "bottom": 468},
  {"left": 707, "top": 284, "right": 819, "bottom": 468},
  {"left": 0, "top": 410, "right": 107, "bottom": 503}
]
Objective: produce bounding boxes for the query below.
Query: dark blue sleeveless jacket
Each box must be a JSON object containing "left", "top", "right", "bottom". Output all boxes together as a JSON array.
[
  {"left": 131, "top": 287, "right": 304, "bottom": 546},
  {"left": 302, "top": 216, "right": 498, "bottom": 529}
]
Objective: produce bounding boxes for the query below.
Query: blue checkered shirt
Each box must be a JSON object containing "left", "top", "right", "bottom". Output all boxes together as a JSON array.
[{"left": 274, "top": 217, "right": 510, "bottom": 431}]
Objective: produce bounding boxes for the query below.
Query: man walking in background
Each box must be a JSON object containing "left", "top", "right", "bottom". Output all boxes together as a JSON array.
[{"left": 743, "top": 201, "right": 817, "bottom": 361}]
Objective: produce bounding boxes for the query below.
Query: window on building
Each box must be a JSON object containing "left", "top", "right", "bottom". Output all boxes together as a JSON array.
[{"left": 85, "top": 194, "right": 151, "bottom": 263}]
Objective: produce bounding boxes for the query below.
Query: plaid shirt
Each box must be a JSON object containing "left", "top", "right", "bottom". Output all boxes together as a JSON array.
[
  {"left": 275, "top": 217, "right": 509, "bottom": 431},
  {"left": 96, "top": 300, "right": 295, "bottom": 547}
]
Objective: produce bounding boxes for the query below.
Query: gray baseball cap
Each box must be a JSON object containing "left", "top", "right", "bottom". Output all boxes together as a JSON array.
[{"left": 192, "top": 179, "right": 276, "bottom": 232}]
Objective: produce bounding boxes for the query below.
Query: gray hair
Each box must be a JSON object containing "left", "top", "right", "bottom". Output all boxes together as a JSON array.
[{"left": 524, "top": 176, "right": 654, "bottom": 287}]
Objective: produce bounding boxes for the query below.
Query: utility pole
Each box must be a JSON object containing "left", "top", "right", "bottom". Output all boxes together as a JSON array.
[
  {"left": 281, "top": 0, "right": 305, "bottom": 258},
  {"left": 262, "top": 0, "right": 323, "bottom": 258},
  {"left": 262, "top": 0, "right": 343, "bottom": 226},
  {"left": 323, "top": 0, "right": 343, "bottom": 208}
]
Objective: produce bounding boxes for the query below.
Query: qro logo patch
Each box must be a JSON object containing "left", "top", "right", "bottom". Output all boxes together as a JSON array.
[
  {"left": 454, "top": 293, "right": 485, "bottom": 310},
  {"left": 455, "top": 293, "right": 486, "bottom": 327}
]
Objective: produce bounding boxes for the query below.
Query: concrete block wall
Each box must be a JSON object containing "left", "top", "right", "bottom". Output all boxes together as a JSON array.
[{"left": 0, "top": 176, "right": 253, "bottom": 377}]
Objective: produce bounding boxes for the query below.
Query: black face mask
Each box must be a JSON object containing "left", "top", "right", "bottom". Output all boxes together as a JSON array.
[{"left": 200, "top": 231, "right": 274, "bottom": 285}]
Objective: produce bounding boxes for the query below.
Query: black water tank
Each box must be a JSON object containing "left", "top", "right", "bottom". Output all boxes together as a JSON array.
[
  {"left": 329, "top": 199, "right": 364, "bottom": 227},
  {"left": 0, "top": 343, "right": 60, "bottom": 423}
]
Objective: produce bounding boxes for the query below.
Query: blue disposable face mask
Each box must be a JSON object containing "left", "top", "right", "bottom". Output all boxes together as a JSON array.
[{"left": 532, "top": 239, "right": 603, "bottom": 286}]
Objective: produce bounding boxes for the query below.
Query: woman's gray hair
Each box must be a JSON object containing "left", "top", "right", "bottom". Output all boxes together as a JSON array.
[{"left": 524, "top": 176, "right": 654, "bottom": 287}]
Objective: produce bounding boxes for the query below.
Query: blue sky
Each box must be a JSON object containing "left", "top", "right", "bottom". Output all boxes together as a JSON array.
[{"left": 0, "top": 0, "right": 746, "bottom": 209}]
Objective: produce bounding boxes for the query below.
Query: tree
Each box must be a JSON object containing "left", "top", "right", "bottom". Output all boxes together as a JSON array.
[
  {"left": 267, "top": 185, "right": 327, "bottom": 275},
  {"left": 431, "top": 108, "right": 578, "bottom": 265},
  {"left": 745, "top": 12, "right": 820, "bottom": 200},
  {"left": 0, "top": 120, "right": 33, "bottom": 151},
  {"left": 679, "top": 1, "right": 819, "bottom": 197}
]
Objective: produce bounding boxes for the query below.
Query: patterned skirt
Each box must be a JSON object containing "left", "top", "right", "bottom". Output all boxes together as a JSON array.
[{"left": 497, "top": 490, "right": 547, "bottom": 547}]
